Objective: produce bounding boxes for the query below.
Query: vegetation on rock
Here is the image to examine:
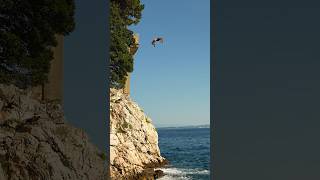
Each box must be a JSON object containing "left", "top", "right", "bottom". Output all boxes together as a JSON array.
[
  {"left": 110, "top": 0, "right": 144, "bottom": 88},
  {"left": 0, "top": 0, "right": 75, "bottom": 88}
]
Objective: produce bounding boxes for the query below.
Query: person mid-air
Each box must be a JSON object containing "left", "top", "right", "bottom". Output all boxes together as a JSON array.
[{"left": 151, "top": 37, "right": 164, "bottom": 47}]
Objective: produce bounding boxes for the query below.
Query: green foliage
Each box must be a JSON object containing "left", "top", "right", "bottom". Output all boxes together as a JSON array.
[
  {"left": 110, "top": 0, "right": 144, "bottom": 89},
  {"left": 117, "top": 0, "right": 145, "bottom": 25},
  {"left": 0, "top": 0, "right": 75, "bottom": 88},
  {"left": 98, "top": 152, "right": 107, "bottom": 161},
  {"left": 117, "top": 121, "right": 133, "bottom": 133},
  {"left": 145, "top": 117, "right": 151, "bottom": 123}
]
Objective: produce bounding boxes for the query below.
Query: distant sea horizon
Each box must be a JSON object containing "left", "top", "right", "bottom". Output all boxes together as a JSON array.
[{"left": 155, "top": 124, "right": 210, "bottom": 129}]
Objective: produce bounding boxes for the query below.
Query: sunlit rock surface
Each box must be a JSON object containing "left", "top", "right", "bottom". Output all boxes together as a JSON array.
[{"left": 110, "top": 88, "right": 167, "bottom": 180}]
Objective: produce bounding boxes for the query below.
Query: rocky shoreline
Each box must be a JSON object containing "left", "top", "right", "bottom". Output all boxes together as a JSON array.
[
  {"left": 110, "top": 88, "right": 167, "bottom": 179},
  {"left": 134, "top": 159, "right": 168, "bottom": 179},
  {"left": 0, "top": 85, "right": 167, "bottom": 179},
  {"left": 122, "top": 159, "right": 169, "bottom": 180}
]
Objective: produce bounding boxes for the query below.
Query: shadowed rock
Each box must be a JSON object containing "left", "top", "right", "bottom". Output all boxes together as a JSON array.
[{"left": 0, "top": 84, "right": 108, "bottom": 180}]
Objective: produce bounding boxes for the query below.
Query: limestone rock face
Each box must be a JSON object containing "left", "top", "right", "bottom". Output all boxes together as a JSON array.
[
  {"left": 110, "top": 88, "right": 167, "bottom": 179},
  {"left": 0, "top": 85, "right": 107, "bottom": 180}
]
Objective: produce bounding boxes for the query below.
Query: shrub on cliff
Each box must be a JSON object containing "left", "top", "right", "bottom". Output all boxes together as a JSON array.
[
  {"left": 0, "top": 0, "right": 75, "bottom": 88},
  {"left": 110, "top": 0, "right": 144, "bottom": 89}
]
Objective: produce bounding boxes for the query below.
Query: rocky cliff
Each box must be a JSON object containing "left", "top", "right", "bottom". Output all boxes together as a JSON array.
[
  {"left": 0, "top": 85, "right": 107, "bottom": 180},
  {"left": 110, "top": 89, "right": 167, "bottom": 179}
]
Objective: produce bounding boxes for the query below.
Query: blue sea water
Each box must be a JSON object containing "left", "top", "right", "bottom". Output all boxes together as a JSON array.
[{"left": 156, "top": 127, "right": 210, "bottom": 180}]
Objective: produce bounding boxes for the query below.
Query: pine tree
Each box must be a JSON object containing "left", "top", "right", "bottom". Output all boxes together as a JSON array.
[
  {"left": 0, "top": 0, "right": 75, "bottom": 88},
  {"left": 109, "top": 0, "right": 144, "bottom": 89}
]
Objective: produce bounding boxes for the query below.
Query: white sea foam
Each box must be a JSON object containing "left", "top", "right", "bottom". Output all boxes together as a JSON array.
[
  {"left": 184, "top": 169, "right": 210, "bottom": 175},
  {"left": 156, "top": 167, "right": 210, "bottom": 180},
  {"left": 158, "top": 175, "right": 191, "bottom": 180}
]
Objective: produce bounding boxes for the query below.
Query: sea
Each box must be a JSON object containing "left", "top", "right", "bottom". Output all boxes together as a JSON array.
[{"left": 156, "top": 126, "right": 210, "bottom": 180}]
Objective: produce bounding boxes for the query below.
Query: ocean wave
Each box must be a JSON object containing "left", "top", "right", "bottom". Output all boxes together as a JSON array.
[
  {"left": 157, "top": 167, "right": 210, "bottom": 180},
  {"left": 158, "top": 176, "right": 191, "bottom": 180}
]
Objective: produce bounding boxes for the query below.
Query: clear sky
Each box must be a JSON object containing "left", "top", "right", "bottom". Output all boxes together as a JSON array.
[{"left": 129, "top": 0, "right": 210, "bottom": 127}]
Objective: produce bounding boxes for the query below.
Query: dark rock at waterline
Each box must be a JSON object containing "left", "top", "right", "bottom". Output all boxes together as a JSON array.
[
  {"left": 154, "top": 169, "right": 165, "bottom": 179},
  {"left": 129, "top": 168, "right": 165, "bottom": 180}
]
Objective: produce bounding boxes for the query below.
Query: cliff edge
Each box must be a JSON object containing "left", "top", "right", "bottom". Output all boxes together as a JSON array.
[
  {"left": 110, "top": 88, "right": 167, "bottom": 179},
  {"left": 0, "top": 85, "right": 107, "bottom": 180}
]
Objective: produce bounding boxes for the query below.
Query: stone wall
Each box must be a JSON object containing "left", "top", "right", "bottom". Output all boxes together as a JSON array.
[
  {"left": 123, "top": 34, "right": 139, "bottom": 95},
  {"left": 123, "top": 73, "right": 131, "bottom": 94},
  {"left": 32, "top": 35, "right": 64, "bottom": 102}
]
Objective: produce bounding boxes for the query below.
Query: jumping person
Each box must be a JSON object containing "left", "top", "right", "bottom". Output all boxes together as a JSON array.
[{"left": 151, "top": 37, "right": 164, "bottom": 47}]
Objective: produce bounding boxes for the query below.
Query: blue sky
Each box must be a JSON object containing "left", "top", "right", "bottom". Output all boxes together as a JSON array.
[{"left": 129, "top": 0, "right": 210, "bottom": 127}]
